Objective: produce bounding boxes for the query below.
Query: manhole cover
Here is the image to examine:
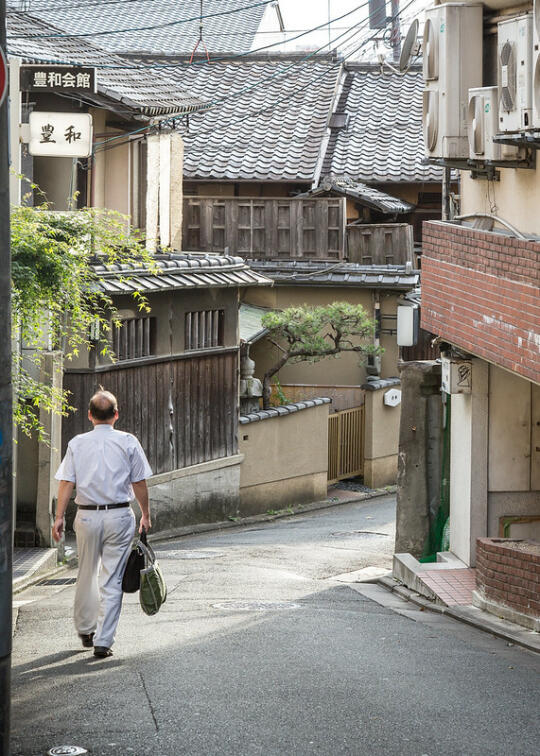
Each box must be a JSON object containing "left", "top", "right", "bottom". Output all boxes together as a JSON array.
[
  {"left": 47, "top": 747, "right": 88, "bottom": 756},
  {"left": 331, "top": 530, "right": 389, "bottom": 538},
  {"left": 155, "top": 550, "right": 225, "bottom": 560},
  {"left": 39, "top": 578, "right": 77, "bottom": 586},
  {"left": 212, "top": 600, "right": 300, "bottom": 611}
]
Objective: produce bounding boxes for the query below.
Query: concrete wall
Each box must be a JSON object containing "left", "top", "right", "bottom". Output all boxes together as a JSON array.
[
  {"left": 246, "top": 286, "right": 401, "bottom": 387},
  {"left": 363, "top": 385, "right": 401, "bottom": 488},
  {"left": 147, "top": 455, "right": 242, "bottom": 531},
  {"left": 449, "top": 358, "right": 489, "bottom": 566},
  {"left": 395, "top": 361, "right": 443, "bottom": 557},
  {"left": 239, "top": 403, "right": 329, "bottom": 515}
]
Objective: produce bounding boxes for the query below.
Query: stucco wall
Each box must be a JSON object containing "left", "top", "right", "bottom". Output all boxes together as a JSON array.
[
  {"left": 239, "top": 403, "right": 329, "bottom": 514},
  {"left": 363, "top": 385, "right": 401, "bottom": 488},
  {"left": 246, "top": 286, "right": 401, "bottom": 387}
]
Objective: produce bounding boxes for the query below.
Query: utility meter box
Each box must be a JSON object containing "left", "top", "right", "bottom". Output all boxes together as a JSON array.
[
  {"left": 384, "top": 389, "right": 402, "bottom": 407},
  {"left": 441, "top": 356, "right": 472, "bottom": 394}
]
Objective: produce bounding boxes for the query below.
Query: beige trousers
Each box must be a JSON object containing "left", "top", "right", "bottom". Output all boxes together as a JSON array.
[{"left": 74, "top": 506, "right": 136, "bottom": 648}]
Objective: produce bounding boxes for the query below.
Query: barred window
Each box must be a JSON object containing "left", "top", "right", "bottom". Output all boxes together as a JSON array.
[
  {"left": 112, "top": 317, "right": 156, "bottom": 361},
  {"left": 185, "top": 310, "right": 224, "bottom": 350}
]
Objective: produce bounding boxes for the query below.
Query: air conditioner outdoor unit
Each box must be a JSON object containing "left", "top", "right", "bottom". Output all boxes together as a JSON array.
[
  {"left": 498, "top": 13, "right": 533, "bottom": 132},
  {"left": 468, "top": 86, "right": 521, "bottom": 160},
  {"left": 423, "top": 3, "right": 483, "bottom": 159},
  {"left": 533, "top": 0, "right": 540, "bottom": 126}
]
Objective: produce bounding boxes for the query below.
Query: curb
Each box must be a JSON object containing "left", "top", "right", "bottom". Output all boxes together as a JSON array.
[
  {"left": 148, "top": 487, "right": 396, "bottom": 545},
  {"left": 376, "top": 576, "right": 540, "bottom": 654}
]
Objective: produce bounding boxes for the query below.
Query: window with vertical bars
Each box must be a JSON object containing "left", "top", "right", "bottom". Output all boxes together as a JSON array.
[
  {"left": 112, "top": 317, "right": 156, "bottom": 361},
  {"left": 185, "top": 310, "right": 224, "bottom": 351}
]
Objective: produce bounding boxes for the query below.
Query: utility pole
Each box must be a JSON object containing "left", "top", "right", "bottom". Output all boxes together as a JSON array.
[{"left": 0, "top": 0, "right": 13, "bottom": 752}]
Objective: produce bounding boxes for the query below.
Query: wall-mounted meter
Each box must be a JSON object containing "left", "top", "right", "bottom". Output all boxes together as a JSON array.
[{"left": 384, "top": 389, "right": 402, "bottom": 407}]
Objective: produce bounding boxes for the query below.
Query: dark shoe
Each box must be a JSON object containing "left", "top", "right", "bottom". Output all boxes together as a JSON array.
[
  {"left": 79, "top": 633, "right": 95, "bottom": 648},
  {"left": 93, "top": 646, "right": 113, "bottom": 658}
]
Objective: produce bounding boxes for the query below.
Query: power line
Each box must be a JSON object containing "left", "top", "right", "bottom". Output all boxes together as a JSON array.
[
  {"left": 93, "top": 0, "right": 417, "bottom": 155},
  {"left": 9, "top": 0, "right": 274, "bottom": 39},
  {"left": 7, "top": 2, "right": 371, "bottom": 69}
]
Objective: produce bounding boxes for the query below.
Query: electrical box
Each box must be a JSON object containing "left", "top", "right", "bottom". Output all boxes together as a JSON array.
[
  {"left": 441, "top": 356, "right": 472, "bottom": 394},
  {"left": 423, "top": 3, "right": 483, "bottom": 158},
  {"left": 384, "top": 389, "right": 402, "bottom": 407},
  {"left": 498, "top": 13, "right": 533, "bottom": 132},
  {"left": 397, "top": 304, "right": 419, "bottom": 347}
]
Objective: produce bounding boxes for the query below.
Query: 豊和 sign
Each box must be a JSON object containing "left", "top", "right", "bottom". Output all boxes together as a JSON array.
[
  {"left": 28, "top": 112, "right": 93, "bottom": 158},
  {"left": 20, "top": 65, "right": 96, "bottom": 94}
]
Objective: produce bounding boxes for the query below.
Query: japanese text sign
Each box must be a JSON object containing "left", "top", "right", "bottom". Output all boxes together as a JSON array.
[
  {"left": 20, "top": 65, "right": 96, "bottom": 94},
  {"left": 29, "top": 112, "right": 93, "bottom": 157}
]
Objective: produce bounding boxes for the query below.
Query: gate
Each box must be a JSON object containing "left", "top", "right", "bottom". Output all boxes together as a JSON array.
[{"left": 328, "top": 406, "right": 364, "bottom": 484}]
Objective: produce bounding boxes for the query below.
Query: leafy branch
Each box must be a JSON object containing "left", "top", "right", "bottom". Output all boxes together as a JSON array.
[{"left": 260, "top": 302, "right": 382, "bottom": 409}]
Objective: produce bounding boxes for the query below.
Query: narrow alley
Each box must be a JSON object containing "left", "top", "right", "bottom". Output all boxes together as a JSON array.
[{"left": 11, "top": 497, "right": 540, "bottom": 756}]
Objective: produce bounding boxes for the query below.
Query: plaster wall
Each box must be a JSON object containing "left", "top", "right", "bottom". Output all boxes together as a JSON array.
[
  {"left": 239, "top": 403, "right": 329, "bottom": 514},
  {"left": 246, "top": 286, "right": 401, "bottom": 387},
  {"left": 33, "top": 157, "right": 73, "bottom": 210},
  {"left": 461, "top": 168, "right": 540, "bottom": 235},
  {"left": 363, "top": 386, "right": 401, "bottom": 487},
  {"left": 67, "top": 287, "right": 240, "bottom": 370}
]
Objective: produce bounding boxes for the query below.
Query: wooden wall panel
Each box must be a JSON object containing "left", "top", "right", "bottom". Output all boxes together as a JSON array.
[{"left": 63, "top": 351, "right": 238, "bottom": 475}]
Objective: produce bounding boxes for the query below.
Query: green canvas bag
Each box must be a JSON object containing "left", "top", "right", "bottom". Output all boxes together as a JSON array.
[{"left": 138, "top": 530, "right": 167, "bottom": 616}]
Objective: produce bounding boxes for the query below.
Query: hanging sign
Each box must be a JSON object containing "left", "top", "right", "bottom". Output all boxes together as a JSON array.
[
  {"left": 0, "top": 47, "right": 7, "bottom": 108},
  {"left": 20, "top": 65, "right": 96, "bottom": 94},
  {"left": 28, "top": 112, "right": 93, "bottom": 157}
]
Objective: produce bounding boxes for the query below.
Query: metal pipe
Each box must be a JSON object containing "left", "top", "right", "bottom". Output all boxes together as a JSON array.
[
  {"left": 454, "top": 213, "right": 527, "bottom": 240},
  {"left": 0, "top": 2, "right": 14, "bottom": 752}
]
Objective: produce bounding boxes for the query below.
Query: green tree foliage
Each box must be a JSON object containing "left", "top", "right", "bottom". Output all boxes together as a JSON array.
[
  {"left": 260, "top": 302, "right": 382, "bottom": 409},
  {"left": 10, "top": 202, "right": 153, "bottom": 441}
]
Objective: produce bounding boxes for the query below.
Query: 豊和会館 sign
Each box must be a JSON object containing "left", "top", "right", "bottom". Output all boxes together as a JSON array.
[
  {"left": 20, "top": 65, "right": 96, "bottom": 94},
  {"left": 28, "top": 112, "right": 93, "bottom": 158}
]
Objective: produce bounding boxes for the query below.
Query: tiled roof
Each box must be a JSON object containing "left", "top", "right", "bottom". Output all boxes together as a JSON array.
[
  {"left": 248, "top": 260, "right": 419, "bottom": 289},
  {"left": 157, "top": 54, "right": 341, "bottom": 181},
  {"left": 91, "top": 253, "right": 273, "bottom": 293},
  {"left": 321, "top": 64, "right": 443, "bottom": 184},
  {"left": 240, "top": 398, "right": 331, "bottom": 424},
  {"left": 308, "top": 176, "right": 414, "bottom": 215},
  {"left": 7, "top": 12, "right": 204, "bottom": 116},
  {"left": 11, "top": 0, "right": 268, "bottom": 56}
]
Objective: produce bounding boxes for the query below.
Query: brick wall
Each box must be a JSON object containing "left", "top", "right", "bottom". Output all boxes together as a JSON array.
[
  {"left": 421, "top": 221, "right": 540, "bottom": 384},
  {"left": 476, "top": 538, "right": 540, "bottom": 619}
]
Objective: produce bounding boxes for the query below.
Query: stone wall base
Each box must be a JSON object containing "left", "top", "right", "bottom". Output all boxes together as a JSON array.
[{"left": 472, "top": 589, "right": 540, "bottom": 633}]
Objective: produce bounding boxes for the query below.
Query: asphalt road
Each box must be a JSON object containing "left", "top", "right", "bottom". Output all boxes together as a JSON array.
[{"left": 11, "top": 496, "right": 540, "bottom": 756}]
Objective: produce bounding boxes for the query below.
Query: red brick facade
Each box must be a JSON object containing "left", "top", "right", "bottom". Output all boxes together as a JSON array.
[
  {"left": 476, "top": 538, "right": 540, "bottom": 619},
  {"left": 421, "top": 221, "right": 540, "bottom": 384}
]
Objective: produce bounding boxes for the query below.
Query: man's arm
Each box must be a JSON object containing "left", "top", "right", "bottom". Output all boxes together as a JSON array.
[
  {"left": 132, "top": 479, "right": 151, "bottom": 533},
  {"left": 52, "top": 480, "right": 75, "bottom": 542}
]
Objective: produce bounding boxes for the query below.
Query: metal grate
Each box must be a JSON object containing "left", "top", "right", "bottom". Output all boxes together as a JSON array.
[{"left": 38, "top": 577, "right": 77, "bottom": 586}]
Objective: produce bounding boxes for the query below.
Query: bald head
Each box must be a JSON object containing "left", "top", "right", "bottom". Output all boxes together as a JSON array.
[{"left": 89, "top": 390, "right": 118, "bottom": 422}]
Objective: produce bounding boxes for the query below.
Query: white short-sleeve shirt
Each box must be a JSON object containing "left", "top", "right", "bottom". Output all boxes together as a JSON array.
[{"left": 55, "top": 424, "right": 153, "bottom": 506}]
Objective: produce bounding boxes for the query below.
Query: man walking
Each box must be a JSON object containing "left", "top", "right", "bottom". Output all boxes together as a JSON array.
[{"left": 53, "top": 390, "right": 152, "bottom": 658}]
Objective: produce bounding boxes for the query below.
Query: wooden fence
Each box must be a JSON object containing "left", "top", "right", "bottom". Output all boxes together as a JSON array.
[
  {"left": 327, "top": 406, "right": 365, "bottom": 484},
  {"left": 347, "top": 223, "right": 414, "bottom": 266},
  {"left": 183, "top": 197, "right": 346, "bottom": 260},
  {"left": 63, "top": 349, "right": 238, "bottom": 475}
]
